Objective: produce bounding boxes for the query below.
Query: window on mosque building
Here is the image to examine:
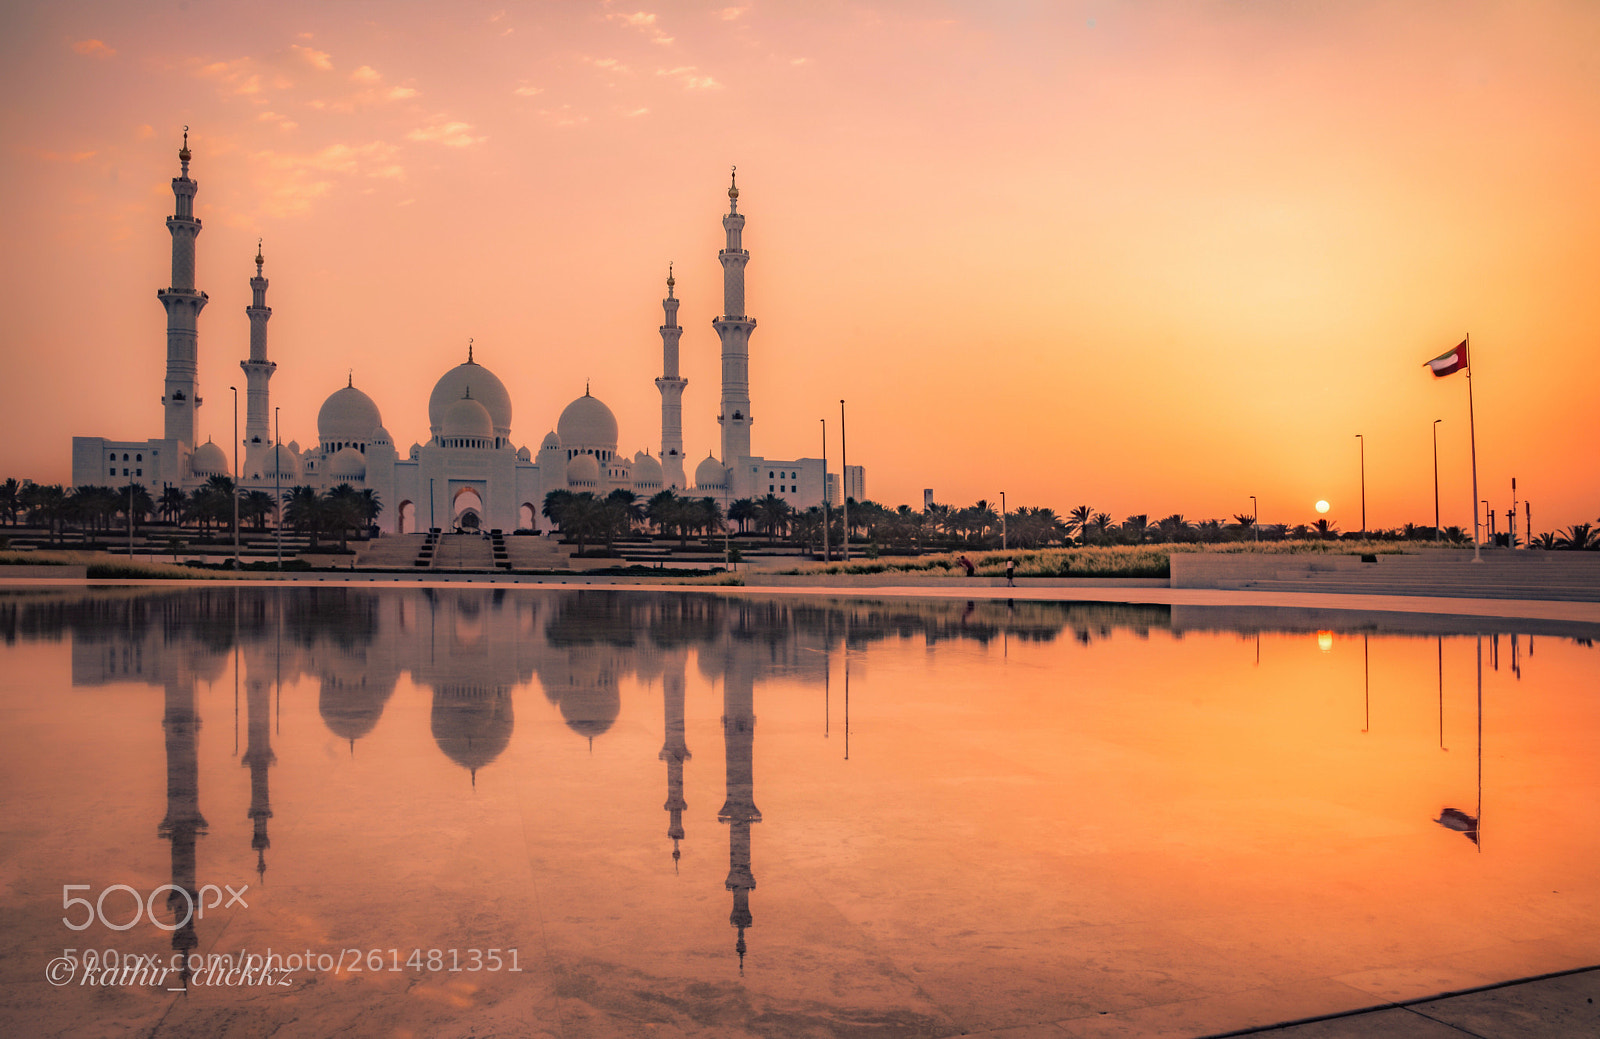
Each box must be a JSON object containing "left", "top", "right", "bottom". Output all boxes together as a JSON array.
[
  {"left": 136, "top": 469, "right": 142, "bottom": 477},
  {"left": 136, "top": 453, "right": 142, "bottom": 461}
]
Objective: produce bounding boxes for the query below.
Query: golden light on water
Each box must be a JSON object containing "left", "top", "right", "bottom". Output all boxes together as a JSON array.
[{"left": 1316, "top": 631, "right": 1334, "bottom": 652}]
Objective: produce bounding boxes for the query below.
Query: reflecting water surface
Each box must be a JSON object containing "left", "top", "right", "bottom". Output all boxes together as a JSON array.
[{"left": 1, "top": 588, "right": 1597, "bottom": 1038}]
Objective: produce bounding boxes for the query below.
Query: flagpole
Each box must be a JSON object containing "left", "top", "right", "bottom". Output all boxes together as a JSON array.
[{"left": 1466, "top": 333, "right": 1481, "bottom": 562}]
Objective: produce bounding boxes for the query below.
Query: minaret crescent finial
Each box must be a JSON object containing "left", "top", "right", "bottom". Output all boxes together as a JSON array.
[
  {"left": 347, "top": 368, "right": 352, "bottom": 388},
  {"left": 467, "top": 337, "right": 474, "bottom": 364},
  {"left": 179, "top": 125, "right": 192, "bottom": 166},
  {"left": 255, "top": 237, "right": 264, "bottom": 269}
]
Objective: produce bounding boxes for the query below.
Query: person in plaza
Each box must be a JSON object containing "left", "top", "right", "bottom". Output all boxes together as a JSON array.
[
  {"left": 958, "top": 555, "right": 976, "bottom": 577},
  {"left": 1005, "top": 558, "right": 1016, "bottom": 586}
]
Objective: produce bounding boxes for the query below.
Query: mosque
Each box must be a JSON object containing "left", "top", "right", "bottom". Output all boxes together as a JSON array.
[{"left": 71, "top": 134, "right": 861, "bottom": 533}]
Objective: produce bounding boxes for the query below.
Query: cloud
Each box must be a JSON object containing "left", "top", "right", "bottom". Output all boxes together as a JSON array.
[
  {"left": 513, "top": 84, "right": 544, "bottom": 97},
  {"left": 720, "top": 6, "right": 749, "bottom": 19},
  {"left": 136, "top": 124, "right": 155, "bottom": 139},
  {"left": 291, "top": 44, "right": 333, "bottom": 70},
  {"left": 249, "top": 141, "right": 402, "bottom": 217},
  {"left": 539, "top": 105, "right": 589, "bottom": 127},
  {"left": 626, "top": 107, "right": 650, "bottom": 117},
  {"left": 388, "top": 85, "right": 419, "bottom": 100},
  {"left": 197, "top": 57, "right": 265, "bottom": 97},
  {"left": 589, "top": 56, "right": 633, "bottom": 74},
  {"left": 33, "top": 149, "right": 99, "bottom": 163},
  {"left": 350, "top": 65, "right": 382, "bottom": 84},
  {"left": 405, "top": 117, "right": 486, "bottom": 147},
  {"left": 607, "top": 10, "right": 673, "bottom": 45},
  {"left": 72, "top": 39, "right": 116, "bottom": 59},
  {"left": 656, "top": 65, "right": 720, "bottom": 90},
  {"left": 258, "top": 111, "right": 299, "bottom": 132}
]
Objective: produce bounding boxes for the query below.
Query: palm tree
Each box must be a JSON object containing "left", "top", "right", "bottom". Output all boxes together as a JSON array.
[
  {"left": 1091, "top": 512, "right": 1114, "bottom": 543},
  {"left": 728, "top": 497, "right": 757, "bottom": 535},
  {"left": 0, "top": 477, "right": 21, "bottom": 526},
  {"left": 22, "top": 483, "right": 68, "bottom": 543},
  {"left": 324, "top": 484, "right": 366, "bottom": 550},
  {"left": 606, "top": 489, "right": 645, "bottom": 537},
  {"left": 542, "top": 489, "right": 575, "bottom": 532},
  {"left": 754, "top": 494, "right": 792, "bottom": 544},
  {"left": 1122, "top": 514, "right": 1150, "bottom": 544},
  {"left": 1534, "top": 532, "right": 1559, "bottom": 550},
  {"left": 1157, "top": 514, "right": 1192, "bottom": 544},
  {"left": 1556, "top": 523, "right": 1597, "bottom": 550},
  {"left": 284, "top": 485, "right": 324, "bottom": 549},
  {"left": 1067, "top": 505, "right": 1094, "bottom": 545},
  {"left": 241, "top": 490, "right": 276, "bottom": 531},
  {"left": 690, "top": 497, "right": 725, "bottom": 543},
  {"left": 1313, "top": 517, "right": 1340, "bottom": 540},
  {"left": 118, "top": 483, "right": 154, "bottom": 532},
  {"left": 158, "top": 485, "right": 187, "bottom": 525},
  {"left": 791, "top": 507, "right": 824, "bottom": 554},
  {"left": 647, "top": 490, "right": 691, "bottom": 547}
]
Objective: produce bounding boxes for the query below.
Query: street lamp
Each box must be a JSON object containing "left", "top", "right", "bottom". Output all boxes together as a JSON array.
[
  {"left": 1432, "top": 419, "right": 1442, "bottom": 542},
  {"left": 230, "top": 386, "right": 240, "bottom": 567},
  {"left": 1355, "top": 433, "right": 1366, "bottom": 536},
  {"left": 274, "top": 406, "right": 282, "bottom": 570},
  {"left": 820, "top": 417, "right": 829, "bottom": 562},
  {"left": 839, "top": 399, "right": 849, "bottom": 563},
  {"left": 1249, "top": 495, "right": 1258, "bottom": 543},
  {"left": 1000, "top": 491, "right": 1007, "bottom": 549}
]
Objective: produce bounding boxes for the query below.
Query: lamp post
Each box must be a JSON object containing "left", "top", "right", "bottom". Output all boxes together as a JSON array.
[
  {"left": 1355, "top": 433, "right": 1366, "bottom": 537},
  {"left": 230, "top": 386, "right": 240, "bottom": 567},
  {"left": 273, "top": 406, "right": 282, "bottom": 570},
  {"left": 820, "top": 417, "right": 829, "bottom": 562},
  {"left": 1432, "top": 419, "right": 1442, "bottom": 542},
  {"left": 839, "top": 399, "right": 849, "bottom": 562},
  {"left": 1481, "top": 500, "right": 1491, "bottom": 545},
  {"left": 1249, "top": 495, "right": 1258, "bottom": 543},
  {"left": 1000, "top": 490, "right": 1007, "bottom": 550}
]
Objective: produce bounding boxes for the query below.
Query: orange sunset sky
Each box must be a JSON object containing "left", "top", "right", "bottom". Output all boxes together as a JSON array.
[{"left": 2, "top": 1, "right": 1597, "bottom": 532}]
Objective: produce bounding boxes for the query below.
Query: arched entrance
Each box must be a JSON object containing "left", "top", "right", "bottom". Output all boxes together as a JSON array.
[
  {"left": 452, "top": 487, "right": 484, "bottom": 532},
  {"left": 519, "top": 502, "right": 536, "bottom": 531},
  {"left": 398, "top": 500, "right": 415, "bottom": 534}
]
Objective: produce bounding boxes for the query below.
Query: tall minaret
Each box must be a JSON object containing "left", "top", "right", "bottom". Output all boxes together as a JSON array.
[
  {"left": 240, "top": 242, "right": 275, "bottom": 481},
  {"left": 713, "top": 167, "right": 756, "bottom": 479},
  {"left": 718, "top": 644, "right": 760, "bottom": 971},
  {"left": 241, "top": 667, "right": 275, "bottom": 882},
  {"left": 158, "top": 128, "right": 207, "bottom": 448},
  {"left": 656, "top": 265, "right": 689, "bottom": 490},
  {"left": 660, "top": 653, "right": 691, "bottom": 866},
  {"left": 157, "top": 670, "right": 207, "bottom": 986}
]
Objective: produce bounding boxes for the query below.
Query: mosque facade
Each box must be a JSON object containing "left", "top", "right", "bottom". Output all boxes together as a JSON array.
[{"left": 71, "top": 139, "right": 860, "bottom": 534}]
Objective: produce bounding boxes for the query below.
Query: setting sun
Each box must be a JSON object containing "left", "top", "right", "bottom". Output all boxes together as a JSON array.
[{"left": 1315, "top": 500, "right": 1330, "bottom": 514}]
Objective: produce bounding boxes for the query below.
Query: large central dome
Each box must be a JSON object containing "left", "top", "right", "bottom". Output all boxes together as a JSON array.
[{"left": 429, "top": 352, "right": 512, "bottom": 439}]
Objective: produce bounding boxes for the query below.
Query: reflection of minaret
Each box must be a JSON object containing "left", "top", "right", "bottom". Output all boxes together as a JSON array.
[
  {"left": 157, "top": 672, "right": 207, "bottom": 984},
  {"left": 656, "top": 266, "right": 688, "bottom": 490},
  {"left": 241, "top": 672, "right": 275, "bottom": 881},
  {"left": 159, "top": 129, "right": 207, "bottom": 448},
  {"left": 718, "top": 651, "right": 760, "bottom": 971},
  {"left": 661, "top": 656, "right": 691, "bottom": 867}
]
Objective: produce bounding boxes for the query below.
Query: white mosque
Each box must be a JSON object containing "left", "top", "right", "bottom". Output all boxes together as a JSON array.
[{"left": 71, "top": 135, "right": 861, "bottom": 534}]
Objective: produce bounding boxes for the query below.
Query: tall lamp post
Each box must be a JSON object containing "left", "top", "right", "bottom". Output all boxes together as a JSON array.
[
  {"left": 1432, "top": 419, "right": 1442, "bottom": 542},
  {"left": 1355, "top": 433, "right": 1366, "bottom": 537},
  {"left": 1000, "top": 491, "right": 1007, "bottom": 550},
  {"left": 820, "top": 417, "right": 830, "bottom": 562},
  {"left": 273, "top": 406, "right": 282, "bottom": 570},
  {"left": 839, "top": 399, "right": 849, "bottom": 562},
  {"left": 1249, "top": 495, "right": 1258, "bottom": 543},
  {"left": 230, "top": 386, "right": 240, "bottom": 567}
]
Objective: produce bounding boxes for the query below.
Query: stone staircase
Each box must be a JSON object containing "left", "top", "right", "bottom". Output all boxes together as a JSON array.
[
  {"left": 355, "top": 534, "right": 428, "bottom": 569},
  {"left": 502, "top": 535, "right": 572, "bottom": 570},
  {"left": 428, "top": 534, "right": 496, "bottom": 570},
  {"left": 1176, "top": 551, "right": 1600, "bottom": 603}
]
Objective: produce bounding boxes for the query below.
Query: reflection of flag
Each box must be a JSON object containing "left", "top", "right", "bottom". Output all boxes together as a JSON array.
[
  {"left": 1425, "top": 340, "right": 1468, "bottom": 377},
  {"left": 1435, "top": 807, "right": 1480, "bottom": 845}
]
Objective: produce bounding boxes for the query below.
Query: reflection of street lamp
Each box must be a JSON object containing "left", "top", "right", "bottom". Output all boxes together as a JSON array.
[
  {"left": 273, "top": 406, "right": 282, "bottom": 570},
  {"left": 839, "top": 399, "right": 849, "bottom": 562},
  {"left": 1434, "top": 635, "right": 1483, "bottom": 850},
  {"left": 1249, "top": 495, "right": 1258, "bottom": 543},
  {"left": 820, "top": 417, "right": 829, "bottom": 562},
  {"left": 1000, "top": 490, "right": 1007, "bottom": 550}
]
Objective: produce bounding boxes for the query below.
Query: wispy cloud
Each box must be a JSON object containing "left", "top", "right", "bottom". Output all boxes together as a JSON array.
[
  {"left": 258, "top": 111, "right": 298, "bottom": 132},
  {"left": 32, "top": 148, "right": 99, "bottom": 163},
  {"left": 197, "top": 57, "right": 266, "bottom": 97},
  {"left": 719, "top": 6, "right": 749, "bottom": 20},
  {"left": 71, "top": 39, "right": 115, "bottom": 59},
  {"left": 291, "top": 44, "right": 333, "bottom": 71},
  {"left": 607, "top": 10, "right": 673, "bottom": 44},
  {"left": 513, "top": 83, "right": 544, "bottom": 97},
  {"left": 588, "top": 56, "right": 633, "bottom": 75},
  {"left": 249, "top": 141, "right": 401, "bottom": 217},
  {"left": 656, "top": 65, "right": 720, "bottom": 90},
  {"left": 388, "top": 85, "right": 419, "bottom": 100},
  {"left": 406, "top": 117, "right": 486, "bottom": 147},
  {"left": 539, "top": 105, "right": 589, "bottom": 127},
  {"left": 350, "top": 65, "right": 382, "bottom": 84}
]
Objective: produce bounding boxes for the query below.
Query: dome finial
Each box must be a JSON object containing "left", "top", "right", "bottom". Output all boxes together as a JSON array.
[
  {"left": 467, "top": 337, "right": 474, "bottom": 364},
  {"left": 728, "top": 164, "right": 738, "bottom": 204},
  {"left": 178, "top": 125, "right": 191, "bottom": 168},
  {"left": 666, "top": 261, "right": 674, "bottom": 296},
  {"left": 347, "top": 369, "right": 352, "bottom": 388},
  {"left": 585, "top": 379, "right": 590, "bottom": 397},
  {"left": 255, "top": 237, "right": 263, "bottom": 270}
]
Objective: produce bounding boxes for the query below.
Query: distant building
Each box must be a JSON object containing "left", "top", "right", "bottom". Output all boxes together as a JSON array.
[
  {"left": 844, "top": 465, "right": 866, "bottom": 503},
  {"left": 923, "top": 488, "right": 934, "bottom": 510},
  {"left": 71, "top": 140, "right": 864, "bottom": 531}
]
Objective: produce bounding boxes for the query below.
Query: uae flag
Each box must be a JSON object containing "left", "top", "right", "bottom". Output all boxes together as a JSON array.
[{"left": 1425, "top": 340, "right": 1468, "bottom": 377}]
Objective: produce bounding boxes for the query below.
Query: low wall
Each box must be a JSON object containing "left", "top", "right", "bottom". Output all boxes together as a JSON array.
[
  {"left": 0, "top": 566, "right": 89, "bottom": 580},
  {"left": 742, "top": 574, "right": 1169, "bottom": 588},
  {"left": 1171, "top": 553, "right": 1367, "bottom": 588}
]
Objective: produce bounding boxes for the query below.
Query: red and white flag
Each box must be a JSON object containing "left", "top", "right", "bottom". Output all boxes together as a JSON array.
[{"left": 1425, "top": 340, "right": 1468, "bottom": 377}]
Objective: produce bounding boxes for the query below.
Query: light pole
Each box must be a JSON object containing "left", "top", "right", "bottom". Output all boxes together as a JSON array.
[
  {"left": 1355, "top": 433, "right": 1366, "bottom": 537},
  {"left": 1249, "top": 495, "right": 1258, "bottom": 543},
  {"left": 1432, "top": 419, "right": 1442, "bottom": 542},
  {"left": 839, "top": 399, "right": 849, "bottom": 562},
  {"left": 273, "top": 406, "right": 282, "bottom": 570},
  {"left": 230, "top": 386, "right": 240, "bottom": 567},
  {"left": 820, "top": 417, "right": 829, "bottom": 562},
  {"left": 1481, "top": 500, "right": 1491, "bottom": 545},
  {"left": 1000, "top": 491, "right": 1007, "bottom": 550}
]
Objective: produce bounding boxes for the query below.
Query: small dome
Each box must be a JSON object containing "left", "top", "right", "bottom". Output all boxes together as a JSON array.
[
  {"left": 190, "top": 439, "right": 228, "bottom": 477},
  {"left": 516, "top": 445, "right": 532, "bottom": 462},
  {"left": 430, "top": 686, "right": 513, "bottom": 775},
  {"left": 632, "top": 453, "right": 663, "bottom": 487},
  {"left": 429, "top": 356, "right": 512, "bottom": 438},
  {"left": 265, "top": 443, "right": 301, "bottom": 481},
  {"left": 328, "top": 447, "right": 366, "bottom": 481},
  {"left": 318, "top": 383, "right": 383, "bottom": 444},
  {"left": 694, "top": 454, "right": 726, "bottom": 489},
  {"left": 442, "top": 394, "right": 494, "bottom": 440},
  {"left": 370, "top": 425, "right": 393, "bottom": 447},
  {"left": 566, "top": 453, "right": 600, "bottom": 487},
  {"left": 540, "top": 430, "right": 561, "bottom": 450},
  {"left": 557, "top": 391, "right": 619, "bottom": 452}
]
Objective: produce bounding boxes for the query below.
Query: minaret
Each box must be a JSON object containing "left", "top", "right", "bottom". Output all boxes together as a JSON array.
[
  {"left": 713, "top": 167, "right": 756, "bottom": 479},
  {"left": 718, "top": 645, "right": 760, "bottom": 971},
  {"left": 240, "top": 242, "right": 275, "bottom": 481},
  {"left": 655, "top": 265, "right": 689, "bottom": 490},
  {"left": 158, "top": 128, "right": 208, "bottom": 448},
  {"left": 157, "top": 671, "right": 207, "bottom": 986},
  {"left": 660, "top": 655, "right": 691, "bottom": 866}
]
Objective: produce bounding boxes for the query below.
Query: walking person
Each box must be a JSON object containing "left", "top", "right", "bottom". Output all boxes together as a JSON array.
[
  {"left": 1005, "top": 558, "right": 1015, "bottom": 586},
  {"left": 958, "top": 554, "right": 975, "bottom": 578}
]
